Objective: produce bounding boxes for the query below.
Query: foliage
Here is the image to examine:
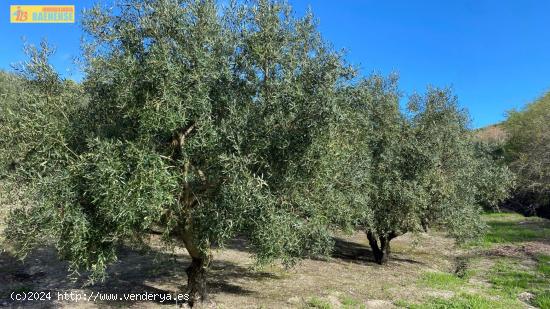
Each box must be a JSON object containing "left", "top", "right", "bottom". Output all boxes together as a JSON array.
[
  {"left": 503, "top": 92, "right": 550, "bottom": 217},
  {"left": 328, "top": 82, "right": 514, "bottom": 263},
  {"left": 405, "top": 88, "right": 513, "bottom": 241},
  {"left": 1, "top": 0, "right": 352, "bottom": 293}
]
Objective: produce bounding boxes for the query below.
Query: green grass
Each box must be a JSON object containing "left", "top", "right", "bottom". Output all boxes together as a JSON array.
[
  {"left": 406, "top": 293, "right": 514, "bottom": 309},
  {"left": 305, "top": 297, "right": 333, "bottom": 309},
  {"left": 409, "top": 213, "right": 550, "bottom": 309},
  {"left": 420, "top": 272, "right": 466, "bottom": 290},
  {"left": 489, "top": 260, "right": 541, "bottom": 296},
  {"left": 538, "top": 254, "right": 550, "bottom": 277},
  {"left": 477, "top": 212, "right": 550, "bottom": 246},
  {"left": 489, "top": 258, "right": 549, "bottom": 296},
  {"left": 340, "top": 295, "right": 366, "bottom": 309},
  {"left": 485, "top": 257, "right": 550, "bottom": 308},
  {"left": 534, "top": 291, "right": 550, "bottom": 309}
]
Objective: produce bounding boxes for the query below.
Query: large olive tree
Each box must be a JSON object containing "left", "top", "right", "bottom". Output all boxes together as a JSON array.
[{"left": 1, "top": 0, "right": 353, "bottom": 304}]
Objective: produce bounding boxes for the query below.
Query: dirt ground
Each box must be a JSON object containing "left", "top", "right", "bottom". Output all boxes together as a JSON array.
[
  {"left": 0, "top": 229, "right": 464, "bottom": 308},
  {"left": 0, "top": 212, "right": 548, "bottom": 308}
]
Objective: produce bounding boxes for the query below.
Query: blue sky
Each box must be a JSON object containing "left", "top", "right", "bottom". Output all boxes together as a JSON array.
[{"left": 2, "top": 1, "right": 550, "bottom": 128}]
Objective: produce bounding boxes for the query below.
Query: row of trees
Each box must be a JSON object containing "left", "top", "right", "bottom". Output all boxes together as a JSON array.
[{"left": 0, "top": 0, "right": 513, "bottom": 305}]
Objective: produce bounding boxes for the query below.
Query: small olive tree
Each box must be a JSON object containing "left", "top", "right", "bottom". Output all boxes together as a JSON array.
[
  {"left": 406, "top": 88, "right": 514, "bottom": 240},
  {"left": 1, "top": 0, "right": 353, "bottom": 304}
]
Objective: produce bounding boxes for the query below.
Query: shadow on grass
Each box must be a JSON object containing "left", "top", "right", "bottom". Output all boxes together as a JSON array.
[
  {"left": 482, "top": 218, "right": 550, "bottom": 245},
  {"left": 0, "top": 242, "right": 275, "bottom": 308}
]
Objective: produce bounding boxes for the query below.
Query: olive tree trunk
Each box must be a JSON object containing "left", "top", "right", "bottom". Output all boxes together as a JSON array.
[
  {"left": 421, "top": 217, "right": 430, "bottom": 232},
  {"left": 366, "top": 231, "right": 398, "bottom": 264},
  {"left": 179, "top": 228, "right": 212, "bottom": 307}
]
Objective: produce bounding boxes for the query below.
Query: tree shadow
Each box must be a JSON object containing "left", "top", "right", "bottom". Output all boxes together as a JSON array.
[
  {"left": 330, "top": 237, "right": 425, "bottom": 266},
  {"left": 222, "top": 234, "right": 427, "bottom": 267},
  {"left": 0, "top": 242, "right": 275, "bottom": 308},
  {"left": 484, "top": 219, "right": 550, "bottom": 245},
  {"left": 215, "top": 235, "right": 251, "bottom": 253}
]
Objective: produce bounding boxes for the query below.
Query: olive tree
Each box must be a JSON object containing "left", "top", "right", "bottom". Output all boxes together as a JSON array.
[
  {"left": 407, "top": 88, "right": 514, "bottom": 240},
  {"left": 330, "top": 78, "right": 514, "bottom": 264},
  {"left": 1, "top": 0, "right": 353, "bottom": 304}
]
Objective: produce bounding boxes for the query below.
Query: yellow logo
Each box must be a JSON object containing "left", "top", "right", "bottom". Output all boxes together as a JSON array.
[{"left": 10, "top": 5, "right": 75, "bottom": 23}]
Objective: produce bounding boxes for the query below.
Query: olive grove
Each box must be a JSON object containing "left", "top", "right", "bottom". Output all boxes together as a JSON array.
[
  {"left": 0, "top": 0, "right": 514, "bottom": 305},
  {"left": 315, "top": 78, "right": 514, "bottom": 264}
]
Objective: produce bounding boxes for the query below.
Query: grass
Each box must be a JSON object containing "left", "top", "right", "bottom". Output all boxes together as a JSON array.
[
  {"left": 305, "top": 297, "right": 332, "bottom": 309},
  {"left": 534, "top": 291, "right": 550, "bottom": 309},
  {"left": 477, "top": 212, "right": 550, "bottom": 246},
  {"left": 420, "top": 272, "right": 466, "bottom": 290},
  {"left": 486, "top": 255, "right": 550, "bottom": 307},
  {"left": 303, "top": 295, "right": 366, "bottom": 309},
  {"left": 409, "top": 213, "right": 550, "bottom": 308},
  {"left": 538, "top": 254, "right": 550, "bottom": 277},
  {"left": 489, "top": 259, "right": 544, "bottom": 296},
  {"left": 406, "top": 293, "right": 514, "bottom": 309},
  {"left": 340, "top": 295, "right": 366, "bottom": 309},
  {"left": 418, "top": 251, "right": 550, "bottom": 309}
]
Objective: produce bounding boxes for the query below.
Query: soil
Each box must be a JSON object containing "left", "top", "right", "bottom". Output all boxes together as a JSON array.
[{"left": 0, "top": 214, "right": 548, "bottom": 308}]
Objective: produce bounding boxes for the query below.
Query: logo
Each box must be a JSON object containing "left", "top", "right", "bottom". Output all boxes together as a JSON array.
[
  {"left": 10, "top": 5, "right": 75, "bottom": 23},
  {"left": 12, "top": 6, "right": 28, "bottom": 22}
]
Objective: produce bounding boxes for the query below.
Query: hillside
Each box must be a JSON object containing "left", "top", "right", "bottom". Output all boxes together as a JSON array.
[{"left": 475, "top": 124, "right": 507, "bottom": 144}]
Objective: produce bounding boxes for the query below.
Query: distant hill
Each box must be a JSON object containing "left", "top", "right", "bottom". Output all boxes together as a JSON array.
[{"left": 474, "top": 123, "right": 507, "bottom": 144}]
